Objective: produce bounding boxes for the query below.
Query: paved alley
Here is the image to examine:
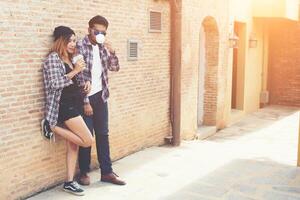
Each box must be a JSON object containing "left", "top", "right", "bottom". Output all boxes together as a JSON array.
[{"left": 28, "top": 106, "right": 300, "bottom": 200}]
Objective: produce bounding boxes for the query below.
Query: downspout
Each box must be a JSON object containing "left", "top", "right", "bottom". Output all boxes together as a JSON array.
[
  {"left": 169, "top": 0, "right": 182, "bottom": 146},
  {"left": 260, "top": 19, "right": 270, "bottom": 108}
]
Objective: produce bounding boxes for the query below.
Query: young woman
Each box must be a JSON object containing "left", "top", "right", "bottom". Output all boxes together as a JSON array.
[{"left": 42, "top": 26, "right": 93, "bottom": 196}]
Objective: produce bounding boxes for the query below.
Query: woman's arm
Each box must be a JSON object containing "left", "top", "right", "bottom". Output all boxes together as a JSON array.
[{"left": 43, "top": 58, "right": 73, "bottom": 91}]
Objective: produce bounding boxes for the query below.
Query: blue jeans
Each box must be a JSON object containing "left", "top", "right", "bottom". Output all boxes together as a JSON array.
[{"left": 78, "top": 91, "right": 113, "bottom": 175}]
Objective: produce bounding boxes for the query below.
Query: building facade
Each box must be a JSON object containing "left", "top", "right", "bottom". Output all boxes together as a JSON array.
[
  {"left": 178, "top": 0, "right": 300, "bottom": 140},
  {"left": 0, "top": 0, "right": 299, "bottom": 199}
]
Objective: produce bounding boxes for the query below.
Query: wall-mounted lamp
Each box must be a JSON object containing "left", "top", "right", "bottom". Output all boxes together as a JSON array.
[
  {"left": 229, "top": 32, "right": 239, "bottom": 48},
  {"left": 249, "top": 34, "right": 258, "bottom": 48}
]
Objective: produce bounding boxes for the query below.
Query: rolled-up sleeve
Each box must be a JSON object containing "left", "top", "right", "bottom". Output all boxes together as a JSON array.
[
  {"left": 107, "top": 51, "right": 120, "bottom": 72},
  {"left": 77, "top": 42, "right": 92, "bottom": 82}
]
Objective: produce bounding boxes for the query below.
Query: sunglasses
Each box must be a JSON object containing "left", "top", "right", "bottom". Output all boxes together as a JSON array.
[{"left": 93, "top": 29, "right": 107, "bottom": 36}]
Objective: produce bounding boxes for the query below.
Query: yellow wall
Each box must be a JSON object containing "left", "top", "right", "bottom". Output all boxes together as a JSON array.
[
  {"left": 180, "top": 0, "right": 275, "bottom": 136},
  {"left": 244, "top": 19, "right": 264, "bottom": 113},
  {"left": 227, "top": 0, "right": 299, "bottom": 118},
  {"left": 180, "top": 0, "right": 298, "bottom": 138},
  {"left": 253, "top": 0, "right": 299, "bottom": 21},
  {"left": 228, "top": 0, "right": 268, "bottom": 115}
]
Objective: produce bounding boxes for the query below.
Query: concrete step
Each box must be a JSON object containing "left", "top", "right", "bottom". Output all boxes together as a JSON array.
[
  {"left": 229, "top": 109, "right": 245, "bottom": 125},
  {"left": 195, "top": 126, "right": 217, "bottom": 140}
]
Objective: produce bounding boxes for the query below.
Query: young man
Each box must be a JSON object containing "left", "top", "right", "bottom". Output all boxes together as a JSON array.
[{"left": 77, "top": 15, "right": 125, "bottom": 186}]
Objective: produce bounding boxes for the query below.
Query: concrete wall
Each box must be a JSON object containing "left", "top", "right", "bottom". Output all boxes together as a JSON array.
[{"left": 0, "top": 1, "right": 171, "bottom": 199}]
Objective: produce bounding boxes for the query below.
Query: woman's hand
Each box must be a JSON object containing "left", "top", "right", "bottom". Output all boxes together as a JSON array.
[
  {"left": 84, "top": 103, "right": 93, "bottom": 116},
  {"left": 74, "top": 58, "right": 85, "bottom": 73},
  {"left": 66, "top": 58, "right": 85, "bottom": 80},
  {"left": 84, "top": 81, "right": 91, "bottom": 94}
]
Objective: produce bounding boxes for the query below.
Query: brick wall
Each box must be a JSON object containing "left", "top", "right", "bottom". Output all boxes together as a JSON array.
[
  {"left": 202, "top": 17, "right": 219, "bottom": 126},
  {"left": 268, "top": 19, "right": 300, "bottom": 107},
  {"left": 0, "top": 1, "right": 171, "bottom": 199}
]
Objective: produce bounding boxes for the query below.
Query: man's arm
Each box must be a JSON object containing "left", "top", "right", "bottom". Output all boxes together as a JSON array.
[
  {"left": 76, "top": 40, "right": 91, "bottom": 104},
  {"left": 104, "top": 42, "right": 120, "bottom": 72},
  {"left": 107, "top": 51, "right": 120, "bottom": 72},
  {"left": 77, "top": 41, "right": 92, "bottom": 82}
]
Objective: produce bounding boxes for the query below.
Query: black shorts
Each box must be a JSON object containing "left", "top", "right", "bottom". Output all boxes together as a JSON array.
[{"left": 57, "top": 97, "right": 83, "bottom": 124}]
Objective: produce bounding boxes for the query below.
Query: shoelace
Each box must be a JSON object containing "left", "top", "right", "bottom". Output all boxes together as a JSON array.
[
  {"left": 71, "top": 181, "right": 80, "bottom": 189},
  {"left": 50, "top": 132, "right": 55, "bottom": 143}
]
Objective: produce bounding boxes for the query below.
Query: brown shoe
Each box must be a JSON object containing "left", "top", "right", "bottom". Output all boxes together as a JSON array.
[
  {"left": 101, "top": 172, "right": 126, "bottom": 185},
  {"left": 78, "top": 173, "right": 90, "bottom": 186}
]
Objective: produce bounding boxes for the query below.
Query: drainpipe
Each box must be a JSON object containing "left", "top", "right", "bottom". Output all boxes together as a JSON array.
[{"left": 169, "top": 0, "right": 182, "bottom": 146}]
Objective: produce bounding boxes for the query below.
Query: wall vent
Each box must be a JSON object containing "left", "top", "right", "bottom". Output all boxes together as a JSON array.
[
  {"left": 128, "top": 39, "right": 138, "bottom": 61},
  {"left": 149, "top": 11, "right": 162, "bottom": 32}
]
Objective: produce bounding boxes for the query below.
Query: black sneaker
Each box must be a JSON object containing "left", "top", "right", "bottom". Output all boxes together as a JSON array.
[
  {"left": 41, "top": 119, "right": 53, "bottom": 140},
  {"left": 63, "top": 181, "right": 85, "bottom": 196}
]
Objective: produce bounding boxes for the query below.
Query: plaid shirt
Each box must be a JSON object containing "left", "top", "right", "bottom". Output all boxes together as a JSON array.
[
  {"left": 42, "top": 52, "right": 85, "bottom": 127},
  {"left": 76, "top": 36, "right": 120, "bottom": 104}
]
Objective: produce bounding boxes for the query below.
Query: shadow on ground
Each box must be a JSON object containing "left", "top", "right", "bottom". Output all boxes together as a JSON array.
[{"left": 164, "top": 159, "right": 300, "bottom": 200}]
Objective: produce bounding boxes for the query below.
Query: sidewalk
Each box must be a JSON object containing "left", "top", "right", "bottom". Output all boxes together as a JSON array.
[{"left": 28, "top": 106, "right": 300, "bottom": 200}]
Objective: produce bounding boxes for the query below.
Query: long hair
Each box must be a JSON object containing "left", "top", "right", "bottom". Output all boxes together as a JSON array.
[{"left": 50, "top": 36, "right": 71, "bottom": 60}]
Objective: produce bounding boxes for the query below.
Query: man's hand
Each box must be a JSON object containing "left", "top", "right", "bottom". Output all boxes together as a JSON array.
[
  {"left": 84, "top": 103, "right": 93, "bottom": 116},
  {"left": 104, "top": 41, "right": 115, "bottom": 54},
  {"left": 84, "top": 81, "right": 91, "bottom": 94}
]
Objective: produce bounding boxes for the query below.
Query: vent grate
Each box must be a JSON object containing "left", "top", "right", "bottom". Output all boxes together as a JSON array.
[
  {"left": 149, "top": 11, "right": 162, "bottom": 32},
  {"left": 128, "top": 40, "right": 138, "bottom": 61}
]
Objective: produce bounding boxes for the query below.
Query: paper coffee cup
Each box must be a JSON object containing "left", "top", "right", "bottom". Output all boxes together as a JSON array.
[{"left": 72, "top": 54, "right": 83, "bottom": 64}]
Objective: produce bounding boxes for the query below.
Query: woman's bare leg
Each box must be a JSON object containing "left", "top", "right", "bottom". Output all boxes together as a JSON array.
[
  {"left": 51, "top": 126, "right": 88, "bottom": 147},
  {"left": 50, "top": 116, "right": 93, "bottom": 147},
  {"left": 64, "top": 116, "right": 93, "bottom": 147},
  {"left": 66, "top": 141, "right": 79, "bottom": 182}
]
